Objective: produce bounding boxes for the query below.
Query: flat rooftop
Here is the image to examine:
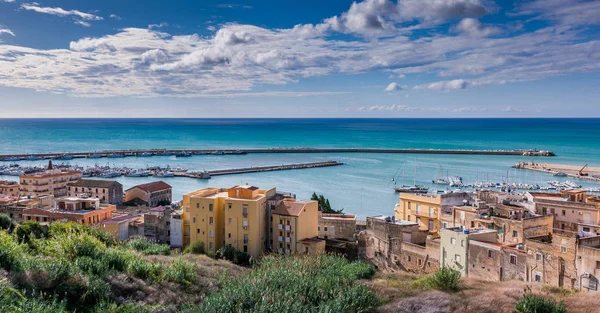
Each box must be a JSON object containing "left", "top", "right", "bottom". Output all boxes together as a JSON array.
[{"left": 370, "top": 215, "right": 418, "bottom": 226}]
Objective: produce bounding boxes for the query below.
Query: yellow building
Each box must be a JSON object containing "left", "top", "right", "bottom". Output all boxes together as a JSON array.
[
  {"left": 182, "top": 185, "right": 276, "bottom": 258},
  {"left": 0, "top": 180, "right": 19, "bottom": 196},
  {"left": 272, "top": 199, "right": 324, "bottom": 254},
  {"left": 395, "top": 192, "right": 472, "bottom": 234},
  {"left": 20, "top": 168, "right": 82, "bottom": 197}
]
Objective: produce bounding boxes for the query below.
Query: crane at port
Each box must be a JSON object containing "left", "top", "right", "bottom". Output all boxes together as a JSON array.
[{"left": 579, "top": 164, "right": 588, "bottom": 177}]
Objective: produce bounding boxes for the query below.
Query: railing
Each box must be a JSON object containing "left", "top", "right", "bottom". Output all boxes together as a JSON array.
[{"left": 577, "top": 219, "right": 598, "bottom": 225}]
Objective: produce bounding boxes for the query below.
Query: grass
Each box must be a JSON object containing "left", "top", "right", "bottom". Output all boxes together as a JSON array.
[
  {"left": 413, "top": 267, "right": 462, "bottom": 292},
  {"left": 182, "top": 254, "right": 378, "bottom": 313}
]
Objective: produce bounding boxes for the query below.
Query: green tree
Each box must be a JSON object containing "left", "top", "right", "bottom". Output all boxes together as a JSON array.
[
  {"left": 311, "top": 193, "right": 342, "bottom": 214},
  {"left": 0, "top": 213, "right": 13, "bottom": 231}
]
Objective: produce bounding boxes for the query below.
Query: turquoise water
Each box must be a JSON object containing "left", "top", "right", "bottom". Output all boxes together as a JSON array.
[{"left": 1, "top": 118, "right": 599, "bottom": 218}]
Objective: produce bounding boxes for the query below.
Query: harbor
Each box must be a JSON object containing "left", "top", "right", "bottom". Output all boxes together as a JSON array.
[
  {"left": 513, "top": 162, "right": 600, "bottom": 182},
  {"left": 0, "top": 147, "right": 555, "bottom": 161}
]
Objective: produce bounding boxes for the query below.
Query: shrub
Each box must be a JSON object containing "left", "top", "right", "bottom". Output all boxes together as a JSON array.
[
  {"left": 126, "top": 258, "right": 163, "bottom": 282},
  {"left": 164, "top": 258, "right": 197, "bottom": 285},
  {"left": 15, "top": 221, "right": 46, "bottom": 245},
  {"left": 125, "top": 237, "right": 170, "bottom": 255},
  {"left": 0, "top": 283, "right": 69, "bottom": 313},
  {"left": 0, "top": 230, "right": 26, "bottom": 271},
  {"left": 91, "top": 301, "right": 152, "bottom": 313},
  {"left": 0, "top": 213, "right": 14, "bottom": 231},
  {"left": 75, "top": 256, "right": 111, "bottom": 277},
  {"left": 101, "top": 248, "right": 132, "bottom": 272},
  {"left": 215, "top": 245, "right": 252, "bottom": 265},
  {"left": 414, "top": 267, "right": 461, "bottom": 292},
  {"left": 184, "top": 240, "right": 205, "bottom": 255},
  {"left": 185, "top": 254, "right": 378, "bottom": 312},
  {"left": 516, "top": 288, "right": 566, "bottom": 313}
]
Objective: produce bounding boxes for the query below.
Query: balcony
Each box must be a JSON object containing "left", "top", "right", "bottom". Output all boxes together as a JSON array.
[
  {"left": 243, "top": 212, "right": 248, "bottom": 218},
  {"left": 285, "top": 225, "right": 291, "bottom": 231},
  {"left": 278, "top": 236, "right": 283, "bottom": 242},
  {"left": 285, "top": 237, "right": 291, "bottom": 243},
  {"left": 242, "top": 225, "right": 248, "bottom": 230},
  {"left": 278, "top": 224, "right": 283, "bottom": 230},
  {"left": 578, "top": 219, "right": 598, "bottom": 226},
  {"left": 414, "top": 211, "right": 435, "bottom": 218}
]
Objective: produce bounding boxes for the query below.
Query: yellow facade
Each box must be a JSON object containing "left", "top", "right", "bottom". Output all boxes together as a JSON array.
[
  {"left": 271, "top": 199, "right": 320, "bottom": 254},
  {"left": 395, "top": 193, "right": 441, "bottom": 233},
  {"left": 20, "top": 169, "right": 82, "bottom": 197},
  {"left": 182, "top": 185, "right": 276, "bottom": 258}
]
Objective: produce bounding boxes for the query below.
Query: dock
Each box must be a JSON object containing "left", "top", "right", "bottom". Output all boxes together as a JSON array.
[
  {"left": 175, "top": 161, "right": 344, "bottom": 179},
  {"left": 0, "top": 148, "right": 555, "bottom": 161},
  {"left": 513, "top": 162, "right": 600, "bottom": 182}
]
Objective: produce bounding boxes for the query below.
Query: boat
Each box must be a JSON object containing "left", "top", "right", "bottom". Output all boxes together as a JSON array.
[
  {"left": 564, "top": 181, "right": 581, "bottom": 188},
  {"left": 54, "top": 154, "right": 73, "bottom": 160},
  {"left": 171, "top": 166, "right": 188, "bottom": 172},
  {"left": 107, "top": 153, "right": 124, "bottom": 158},
  {"left": 160, "top": 151, "right": 173, "bottom": 156},
  {"left": 100, "top": 171, "right": 121, "bottom": 178},
  {"left": 25, "top": 155, "right": 43, "bottom": 161},
  {"left": 175, "top": 151, "right": 191, "bottom": 157},
  {"left": 125, "top": 170, "right": 149, "bottom": 177},
  {"left": 553, "top": 172, "right": 568, "bottom": 177},
  {"left": 394, "top": 185, "right": 429, "bottom": 193},
  {"left": 87, "top": 153, "right": 102, "bottom": 159},
  {"left": 154, "top": 171, "right": 175, "bottom": 177},
  {"left": 448, "top": 176, "right": 463, "bottom": 187},
  {"left": 138, "top": 152, "right": 153, "bottom": 157},
  {"left": 432, "top": 165, "right": 450, "bottom": 184},
  {"left": 212, "top": 150, "right": 224, "bottom": 155}
]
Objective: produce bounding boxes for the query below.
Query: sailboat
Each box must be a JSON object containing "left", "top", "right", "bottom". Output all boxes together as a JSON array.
[
  {"left": 432, "top": 165, "right": 450, "bottom": 185},
  {"left": 393, "top": 161, "right": 429, "bottom": 193}
]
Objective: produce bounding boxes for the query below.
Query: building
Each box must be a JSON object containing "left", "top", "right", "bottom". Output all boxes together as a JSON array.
[
  {"left": 0, "top": 194, "right": 54, "bottom": 221},
  {"left": 170, "top": 210, "right": 184, "bottom": 249},
  {"left": 395, "top": 192, "right": 474, "bottom": 234},
  {"left": 523, "top": 233, "right": 578, "bottom": 289},
  {"left": 359, "top": 215, "right": 440, "bottom": 273},
  {"left": 467, "top": 240, "right": 527, "bottom": 282},
  {"left": 439, "top": 227, "right": 497, "bottom": 276},
  {"left": 21, "top": 196, "right": 116, "bottom": 224},
  {"left": 272, "top": 199, "right": 324, "bottom": 255},
  {"left": 67, "top": 179, "right": 123, "bottom": 204},
  {"left": 19, "top": 162, "right": 82, "bottom": 197},
  {"left": 528, "top": 190, "right": 600, "bottom": 236},
  {"left": 318, "top": 213, "right": 357, "bottom": 240},
  {"left": 144, "top": 206, "right": 175, "bottom": 244},
  {"left": 100, "top": 214, "right": 143, "bottom": 241},
  {"left": 0, "top": 180, "right": 19, "bottom": 196},
  {"left": 182, "top": 185, "right": 276, "bottom": 257},
  {"left": 125, "top": 181, "right": 172, "bottom": 207},
  {"left": 576, "top": 236, "right": 600, "bottom": 292}
]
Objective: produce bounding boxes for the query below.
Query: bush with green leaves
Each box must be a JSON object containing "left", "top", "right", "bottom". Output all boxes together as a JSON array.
[
  {"left": 164, "top": 257, "right": 197, "bottom": 285},
  {"left": 125, "top": 237, "right": 171, "bottom": 255},
  {"left": 184, "top": 240, "right": 205, "bottom": 255},
  {"left": 15, "top": 221, "right": 46, "bottom": 245},
  {"left": 414, "top": 267, "right": 462, "bottom": 292},
  {"left": 183, "top": 254, "right": 377, "bottom": 313},
  {"left": 215, "top": 245, "right": 252, "bottom": 265},
  {"left": 515, "top": 289, "right": 566, "bottom": 313},
  {"left": 0, "top": 213, "right": 14, "bottom": 231},
  {"left": 0, "top": 283, "right": 69, "bottom": 313}
]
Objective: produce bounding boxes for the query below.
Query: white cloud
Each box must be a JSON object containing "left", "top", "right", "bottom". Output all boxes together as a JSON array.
[
  {"left": 20, "top": 3, "right": 103, "bottom": 20},
  {"left": 109, "top": 14, "right": 121, "bottom": 20},
  {"left": 216, "top": 4, "right": 253, "bottom": 9},
  {"left": 148, "top": 22, "right": 168, "bottom": 29},
  {"left": 417, "top": 79, "right": 469, "bottom": 91},
  {"left": 453, "top": 18, "right": 500, "bottom": 37},
  {"left": 74, "top": 20, "right": 91, "bottom": 27},
  {"left": 358, "top": 104, "right": 446, "bottom": 112},
  {"left": 1, "top": 0, "right": 16, "bottom": 2},
  {"left": 384, "top": 82, "right": 403, "bottom": 91},
  {"left": 0, "top": 26, "right": 14, "bottom": 36},
  {"left": 517, "top": 0, "right": 600, "bottom": 26}
]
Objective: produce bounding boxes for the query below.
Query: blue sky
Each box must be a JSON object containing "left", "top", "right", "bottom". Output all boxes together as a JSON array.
[{"left": 0, "top": 0, "right": 599, "bottom": 117}]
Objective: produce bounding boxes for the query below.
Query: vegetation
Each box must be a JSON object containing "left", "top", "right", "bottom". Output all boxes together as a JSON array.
[
  {"left": 311, "top": 192, "right": 343, "bottom": 214},
  {"left": 0, "top": 213, "right": 14, "bottom": 231},
  {"left": 184, "top": 239, "right": 205, "bottom": 255},
  {"left": 124, "top": 236, "right": 171, "bottom": 255},
  {"left": 515, "top": 288, "right": 566, "bottom": 313},
  {"left": 414, "top": 267, "right": 462, "bottom": 292},
  {"left": 215, "top": 245, "right": 252, "bottom": 265},
  {"left": 183, "top": 254, "right": 377, "bottom": 313}
]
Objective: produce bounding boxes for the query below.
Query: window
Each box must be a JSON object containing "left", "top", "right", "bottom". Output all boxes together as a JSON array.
[
  {"left": 324, "top": 226, "right": 328, "bottom": 232},
  {"left": 416, "top": 217, "right": 421, "bottom": 225},
  {"left": 228, "top": 233, "right": 231, "bottom": 238},
  {"left": 193, "top": 217, "right": 196, "bottom": 223},
  {"left": 415, "top": 204, "right": 421, "bottom": 214},
  {"left": 536, "top": 253, "right": 543, "bottom": 261},
  {"left": 510, "top": 255, "right": 517, "bottom": 264},
  {"left": 513, "top": 230, "right": 518, "bottom": 238},
  {"left": 488, "top": 250, "right": 495, "bottom": 258},
  {"left": 209, "top": 203, "right": 213, "bottom": 212},
  {"left": 228, "top": 218, "right": 232, "bottom": 224},
  {"left": 318, "top": 226, "right": 320, "bottom": 231},
  {"left": 562, "top": 210, "right": 566, "bottom": 216},
  {"left": 583, "top": 227, "right": 591, "bottom": 232},
  {"left": 461, "top": 240, "right": 465, "bottom": 247},
  {"left": 196, "top": 203, "right": 199, "bottom": 209},
  {"left": 228, "top": 204, "right": 232, "bottom": 209},
  {"left": 429, "top": 207, "right": 434, "bottom": 216},
  {"left": 596, "top": 261, "right": 600, "bottom": 269},
  {"left": 243, "top": 220, "right": 248, "bottom": 229},
  {"left": 209, "top": 229, "right": 213, "bottom": 238},
  {"left": 243, "top": 234, "right": 249, "bottom": 244},
  {"left": 209, "top": 217, "right": 213, "bottom": 225},
  {"left": 561, "top": 246, "right": 567, "bottom": 254},
  {"left": 455, "top": 254, "right": 461, "bottom": 262},
  {"left": 418, "top": 259, "right": 422, "bottom": 266},
  {"left": 330, "top": 226, "right": 335, "bottom": 233},
  {"left": 209, "top": 242, "right": 213, "bottom": 251},
  {"left": 243, "top": 206, "right": 248, "bottom": 217},
  {"left": 451, "top": 238, "right": 456, "bottom": 245},
  {"left": 197, "top": 228, "right": 200, "bottom": 234},
  {"left": 534, "top": 273, "right": 542, "bottom": 283},
  {"left": 408, "top": 255, "right": 411, "bottom": 262}
]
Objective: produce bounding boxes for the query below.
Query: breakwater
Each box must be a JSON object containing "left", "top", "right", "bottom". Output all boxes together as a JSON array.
[
  {"left": 0, "top": 148, "right": 555, "bottom": 161},
  {"left": 177, "top": 161, "right": 344, "bottom": 179}
]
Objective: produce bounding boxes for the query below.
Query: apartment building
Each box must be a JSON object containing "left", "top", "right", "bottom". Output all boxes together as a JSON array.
[
  {"left": 528, "top": 190, "right": 600, "bottom": 236},
  {"left": 439, "top": 227, "right": 497, "bottom": 276},
  {"left": 21, "top": 196, "right": 116, "bottom": 225},
  {"left": 395, "top": 192, "right": 473, "bottom": 233},
  {"left": 0, "top": 180, "right": 19, "bottom": 196},
  {"left": 272, "top": 199, "right": 323, "bottom": 255},
  {"left": 19, "top": 162, "right": 81, "bottom": 197},
  {"left": 67, "top": 179, "right": 123, "bottom": 204}
]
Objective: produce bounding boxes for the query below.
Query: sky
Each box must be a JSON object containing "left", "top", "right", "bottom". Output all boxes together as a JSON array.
[{"left": 0, "top": 0, "right": 599, "bottom": 118}]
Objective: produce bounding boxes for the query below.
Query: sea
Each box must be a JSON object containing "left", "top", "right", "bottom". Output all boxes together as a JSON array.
[{"left": 1, "top": 118, "right": 599, "bottom": 218}]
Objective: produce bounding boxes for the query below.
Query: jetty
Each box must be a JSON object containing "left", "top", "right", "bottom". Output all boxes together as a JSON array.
[
  {"left": 513, "top": 162, "right": 600, "bottom": 182},
  {"left": 176, "top": 160, "right": 344, "bottom": 179},
  {"left": 0, "top": 148, "right": 555, "bottom": 161}
]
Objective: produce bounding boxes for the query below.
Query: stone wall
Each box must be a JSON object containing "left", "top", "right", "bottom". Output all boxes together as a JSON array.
[{"left": 525, "top": 234, "right": 578, "bottom": 289}]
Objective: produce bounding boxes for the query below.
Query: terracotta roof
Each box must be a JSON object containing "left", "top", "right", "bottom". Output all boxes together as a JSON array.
[
  {"left": 68, "top": 179, "right": 121, "bottom": 188},
  {"left": 101, "top": 214, "right": 140, "bottom": 224},
  {"left": 273, "top": 201, "right": 313, "bottom": 217},
  {"left": 126, "top": 181, "right": 171, "bottom": 193},
  {"left": 230, "top": 185, "right": 259, "bottom": 191}
]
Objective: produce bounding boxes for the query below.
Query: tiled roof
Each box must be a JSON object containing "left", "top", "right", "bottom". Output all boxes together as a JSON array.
[
  {"left": 126, "top": 181, "right": 172, "bottom": 193},
  {"left": 274, "top": 201, "right": 312, "bottom": 217},
  {"left": 67, "top": 179, "right": 120, "bottom": 188}
]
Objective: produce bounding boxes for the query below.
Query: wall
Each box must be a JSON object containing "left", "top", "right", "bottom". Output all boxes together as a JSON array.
[
  {"left": 577, "top": 236, "right": 600, "bottom": 292},
  {"left": 318, "top": 214, "right": 356, "bottom": 240},
  {"left": 468, "top": 241, "right": 502, "bottom": 281},
  {"left": 524, "top": 234, "right": 578, "bottom": 289}
]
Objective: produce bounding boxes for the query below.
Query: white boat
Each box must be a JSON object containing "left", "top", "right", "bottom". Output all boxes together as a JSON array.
[
  {"left": 2, "top": 157, "right": 20, "bottom": 162},
  {"left": 107, "top": 153, "right": 124, "bottom": 158},
  {"left": 54, "top": 154, "right": 73, "bottom": 160},
  {"left": 87, "top": 153, "right": 102, "bottom": 158},
  {"left": 26, "top": 155, "right": 43, "bottom": 161},
  {"left": 564, "top": 181, "right": 581, "bottom": 188},
  {"left": 138, "top": 152, "right": 153, "bottom": 157},
  {"left": 100, "top": 171, "right": 121, "bottom": 178},
  {"left": 126, "top": 170, "right": 149, "bottom": 177},
  {"left": 155, "top": 171, "right": 175, "bottom": 177}
]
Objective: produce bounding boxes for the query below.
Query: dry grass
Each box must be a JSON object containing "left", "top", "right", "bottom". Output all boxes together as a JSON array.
[
  {"left": 106, "top": 254, "right": 245, "bottom": 310},
  {"left": 373, "top": 273, "right": 600, "bottom": 313}
]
